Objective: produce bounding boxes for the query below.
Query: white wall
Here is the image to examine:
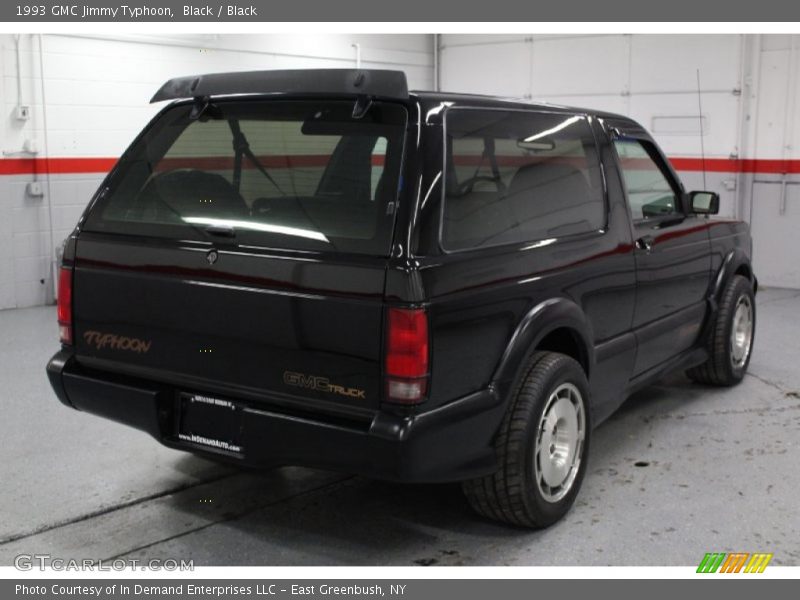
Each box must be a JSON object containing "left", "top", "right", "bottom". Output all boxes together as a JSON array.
[
  {"left": 3, "top": 33, "right": 798, "bottom": 308},
  {"left": 747, "top": 36, "right": 800, "bottom": 289},
  {"left": 441, "top": 34, "right": 800, "bottom": 289},
  {"left": 0, "top": 33, "right": 434, "bottom": 309}
]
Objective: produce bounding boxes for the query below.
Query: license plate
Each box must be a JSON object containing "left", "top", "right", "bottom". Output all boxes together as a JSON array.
[{"left": 177, "top": 393, "right": 244, "bottom": 454}]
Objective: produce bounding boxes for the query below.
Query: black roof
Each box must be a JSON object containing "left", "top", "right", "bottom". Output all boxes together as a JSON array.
[
  {"left": 151, "top": 68, "right": 409, "bottom": 103},
  {"left": 408, "top": 89, "right": 631, "bottom": 122},
  {"left": 150, "top": 68, "right": 633, "bottom": 124}
]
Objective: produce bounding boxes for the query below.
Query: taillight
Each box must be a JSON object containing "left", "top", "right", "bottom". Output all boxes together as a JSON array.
[
  {"left": 57, "top": 267, "right": 73, "bottom": 345},
  {"left": 385, "top": 307, "right": 429, "bottom": 404}
]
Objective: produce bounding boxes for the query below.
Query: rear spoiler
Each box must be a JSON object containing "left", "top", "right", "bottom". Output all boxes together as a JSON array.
[{"left": 150, "top": 69, "right": 409, "bottom": 103}]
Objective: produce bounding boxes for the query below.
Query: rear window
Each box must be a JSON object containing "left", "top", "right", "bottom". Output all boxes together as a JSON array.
[
  {"left": 84, "top": 100, "right": 407, "bottom": 255},
  {"left": 443, "top": 108, "right": 605, "bottom": 251}
]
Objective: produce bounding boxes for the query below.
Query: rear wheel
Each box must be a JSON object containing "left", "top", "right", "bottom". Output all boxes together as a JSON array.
[
  {"left": 687, "top": 274, "right": 755, "bottom": 386},
  {"left": 463, "top": 351, "right": 590, "bottom": 528}
]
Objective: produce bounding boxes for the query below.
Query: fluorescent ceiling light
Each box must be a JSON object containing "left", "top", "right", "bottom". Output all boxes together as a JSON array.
[
  {"left": 523, "top": 116, "right": 583, "bottom": 143},
  {"left": 184, "top": 216, "right": 329, "bottom": 243}
]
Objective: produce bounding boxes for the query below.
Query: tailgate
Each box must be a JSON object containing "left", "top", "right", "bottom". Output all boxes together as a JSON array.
[
  {"left": 70, "top": 97, "right": 408, "bottom": 415},
  {"left": 73, "top": 234, "right": 386, "bottom": 412}
]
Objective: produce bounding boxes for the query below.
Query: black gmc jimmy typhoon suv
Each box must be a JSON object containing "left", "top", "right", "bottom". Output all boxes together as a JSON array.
[{"left": 47, "top": 70, "right": 757, "bottom": 528}]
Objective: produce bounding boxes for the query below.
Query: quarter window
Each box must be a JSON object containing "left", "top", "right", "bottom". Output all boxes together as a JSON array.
[{"left": 443, "top": 109, "right": 606, "bottom": 251}]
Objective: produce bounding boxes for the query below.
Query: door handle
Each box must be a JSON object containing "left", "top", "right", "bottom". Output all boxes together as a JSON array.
[
  {"left": 635, "top": 235, "right": 654, "bottom": 252},
  {"left": 204, "top": 224, "right": 236, "bottom": 238}
]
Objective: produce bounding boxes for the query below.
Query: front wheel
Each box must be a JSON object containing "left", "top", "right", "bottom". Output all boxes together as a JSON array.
[
  {"left": 687, "top": 274, "right": 756, "bottom": 386},
  {"left": 462, "top": 352, "right": 591, "bottom": 528}
]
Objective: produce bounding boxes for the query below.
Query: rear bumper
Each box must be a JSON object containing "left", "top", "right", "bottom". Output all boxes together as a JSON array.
[{"left": 46, "top": 351, "right": 505, "bottom": 483}]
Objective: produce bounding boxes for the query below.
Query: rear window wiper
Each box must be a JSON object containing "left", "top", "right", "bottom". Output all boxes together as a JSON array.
[{"left": 228, "top": 118, "right": 286, "bottom": 196}]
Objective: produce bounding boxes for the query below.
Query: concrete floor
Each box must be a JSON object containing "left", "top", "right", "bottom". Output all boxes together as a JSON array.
[{"left": 1, "top": 288, "right": 798, "bottom": 566}]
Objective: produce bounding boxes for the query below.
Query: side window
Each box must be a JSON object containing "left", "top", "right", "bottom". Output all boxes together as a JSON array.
[
  {"left": 614, "top": 139, "right": 680, "bottom": 220},
  {"left": 443, "top": 109, "right": 605, "bottom": 251}
]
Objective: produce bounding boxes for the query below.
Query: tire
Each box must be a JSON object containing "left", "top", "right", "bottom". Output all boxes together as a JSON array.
[
  {"left": 687, "top": 274, "right": 755, "bottom": 386},
  {"left": 463, "top": 351, "right": 591, "bottom": 528}
]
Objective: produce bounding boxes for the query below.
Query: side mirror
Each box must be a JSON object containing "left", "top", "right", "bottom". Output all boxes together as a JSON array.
[{"left": 690, "top": 191, "right": 720, "bottom": 215}]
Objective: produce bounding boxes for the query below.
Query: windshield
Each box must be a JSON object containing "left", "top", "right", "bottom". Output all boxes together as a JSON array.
[{"left": 83, "top": 99, "right": 407, "bottom": 255}]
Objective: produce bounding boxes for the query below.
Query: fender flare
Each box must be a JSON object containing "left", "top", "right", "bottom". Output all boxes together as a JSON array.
[
  {"left": 491, "top": 297, "right": 594, "bottom": 394},
  {"left": 710, "top": 249, "right": 756, "bottom": 310},
  {"left": 698, "top": 249, "right": 756, "bottom": 346}
]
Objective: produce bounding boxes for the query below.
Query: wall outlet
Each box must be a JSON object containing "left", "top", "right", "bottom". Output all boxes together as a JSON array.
[
  {"left": 26, "top": 181, "right": 44, "bottom": 197},
  {"left": 15, "top": 105, "right": 30, "bottom": 121}
]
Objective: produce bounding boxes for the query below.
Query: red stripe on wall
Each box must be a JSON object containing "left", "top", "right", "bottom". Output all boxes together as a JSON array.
[
  {"left": 0, "top": 157, "right": 118, "bottom": 176},
  {"left": 155, "top": 155, "right": 327, "bottom": 171},
  {"left": 449, "top": 156, "right": 800, "bottom": 174},
  {"left": 153, "top": 154, "right": 386, "bottom": 171},
  {"left": 0, "top": 156, "right": 799, "bottom": 176},
  {"left": 0, "top": 155, "right": 389, "bottom": 175},
  {"left": 668, "top": 157, "right": 800, "bottom": 174},
  {"left": 452, "top": 155, "right": 587, "bottom": 168}
]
